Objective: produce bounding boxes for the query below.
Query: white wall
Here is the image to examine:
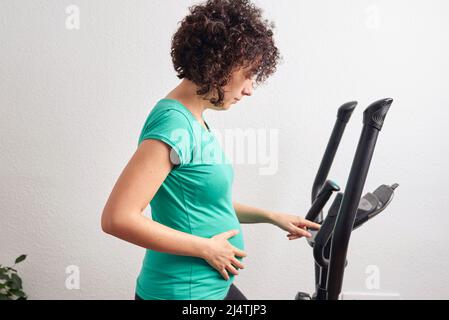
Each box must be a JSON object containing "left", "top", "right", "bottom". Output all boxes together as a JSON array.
[{"left": 1, "top": 0, "right": 448, "bottom": 300}]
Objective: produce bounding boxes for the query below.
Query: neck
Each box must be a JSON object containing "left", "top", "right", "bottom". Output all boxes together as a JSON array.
[{"left": 165, "top": 79, "right": 212, "bottom": 121}]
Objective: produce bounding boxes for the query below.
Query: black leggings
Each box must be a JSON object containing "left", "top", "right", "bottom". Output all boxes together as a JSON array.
[
  {"left": 224, "top": 284, "right": 247, "bottom": 300},
  {"left": 134, "top": 284, "right": 247, "bottom": 300}
]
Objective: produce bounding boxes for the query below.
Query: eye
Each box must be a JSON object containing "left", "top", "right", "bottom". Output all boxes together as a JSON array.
[{"left": 245, "top": 73, "right": 256, "bottom": 81}]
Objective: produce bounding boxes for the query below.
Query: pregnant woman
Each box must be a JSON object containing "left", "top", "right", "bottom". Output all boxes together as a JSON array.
[{"left": 101, "top": 0, "right": 320, "bottom": 300}]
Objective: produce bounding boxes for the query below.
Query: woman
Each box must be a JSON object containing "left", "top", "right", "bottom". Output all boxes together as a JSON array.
[{"left": 101, "top": 0, "right": 320, "bottom": 300}]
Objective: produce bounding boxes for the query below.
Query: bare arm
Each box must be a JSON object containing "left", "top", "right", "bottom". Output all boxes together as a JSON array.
[
  {"left": 233, "top": 201, "right": 321, "bottom": 239},
  {"left": 233, "top": 201, "right": 275, "bottom": 224},
  {"left": 101, "top": 139, "right": 208, "bottom": 258}
]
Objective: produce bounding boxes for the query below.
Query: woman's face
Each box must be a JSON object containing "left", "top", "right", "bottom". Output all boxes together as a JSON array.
[{"left": 212, "top": 65, "right": 256, "bottom": 110}]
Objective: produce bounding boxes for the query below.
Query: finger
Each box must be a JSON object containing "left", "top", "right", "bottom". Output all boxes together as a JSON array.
[
  {"left": 291, "top": 226, "right": 312, "bottom": 238},
  {"left": 223, "top": 230, "right": 240, "bottom": 239},
  {"left": 233, "top": 247, "right": 247, "bottom": 258},
  {"left": 287, "top": 226, "right": 307, "bottom": 235},
  {"left": 231, "top": 258, "right": 245, "bottom": 270},
  {"left": 303, "top": 219, "right": 321, "bottom": 230},
  {"left": 226, "top": 264, "right": 239, "bottom": 276},
  {"left": 287, "top": 232, "right": 306, "bottom": 237},
  {"left": 220, "top": 268, "right": 230, "bottom": 281}
]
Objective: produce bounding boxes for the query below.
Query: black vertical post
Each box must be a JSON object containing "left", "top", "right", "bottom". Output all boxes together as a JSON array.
[
  {"left": 310, "top": 102, "right": 357, "bottom": 296},
  {"left": 326, "top": 98, "right": 393, "bottom": 300}
]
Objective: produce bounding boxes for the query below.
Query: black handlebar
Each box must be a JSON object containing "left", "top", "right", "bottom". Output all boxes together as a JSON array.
[
  {"left": 306, "top": 180, "right": 340, "bottom": 223},
  {"left": 326, "top": 98, "right": 393, "bottom": 300},
  {"left": 311, "top": 102, "right": 357, "bottom": 217},
  {"left": 364, "top": 98, "right": 393, "bottom": 130}
]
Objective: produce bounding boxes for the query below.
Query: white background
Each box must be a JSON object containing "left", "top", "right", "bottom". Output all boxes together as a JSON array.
[{"left": 1, "top": 0, "right": 448, "bottom": 299}]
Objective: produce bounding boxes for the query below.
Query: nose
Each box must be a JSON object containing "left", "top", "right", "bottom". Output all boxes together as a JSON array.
[{"left": 243, "top": 83, "right": 254, "bottom": 97}]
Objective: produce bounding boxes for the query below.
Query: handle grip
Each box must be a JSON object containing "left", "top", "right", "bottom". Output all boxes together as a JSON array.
[{"left": 363, "top": 98, "right": 393, "bottom": 131}]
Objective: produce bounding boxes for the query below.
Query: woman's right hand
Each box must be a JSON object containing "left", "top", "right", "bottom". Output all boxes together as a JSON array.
[{"left": 201, "top": 230, "right": 247, "bottom": 281}]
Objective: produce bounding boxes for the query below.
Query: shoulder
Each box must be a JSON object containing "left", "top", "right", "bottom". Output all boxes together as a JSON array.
[
  {"left": 146, "top": 100, "right": 192, "bottom": 128},
  {"left": 138, "top": 100, "right": 197, "bottom": 164},
  {"left": 140, "top": 100, "right": 196, "bottom": 139}
]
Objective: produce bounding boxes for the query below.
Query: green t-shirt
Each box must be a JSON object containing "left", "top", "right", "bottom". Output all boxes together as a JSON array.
[{"left": 135, "top": 99, "right": 245, "bottom": 300}]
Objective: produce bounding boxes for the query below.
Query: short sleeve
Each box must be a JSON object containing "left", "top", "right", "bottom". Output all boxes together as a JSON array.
[{"left": 138, "top": 108, "right": 194, "bottom": 167}]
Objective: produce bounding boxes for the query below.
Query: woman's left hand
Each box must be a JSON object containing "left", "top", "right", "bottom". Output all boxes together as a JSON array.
[{"left": 270, "top": 212, "right": 321, "bottom": 240}]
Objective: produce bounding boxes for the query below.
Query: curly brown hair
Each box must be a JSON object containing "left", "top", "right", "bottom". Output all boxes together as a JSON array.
[{"left": 170, "top": 0, "right": 282, "bottom": 107}]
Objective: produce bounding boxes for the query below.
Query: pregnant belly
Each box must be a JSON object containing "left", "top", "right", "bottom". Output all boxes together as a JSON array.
[
  {"left": 138, "top": 248, "right": 240, "bottom": 299},
  {"left": 188, "top": 205, "right": 245, "bottom": 249}
]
